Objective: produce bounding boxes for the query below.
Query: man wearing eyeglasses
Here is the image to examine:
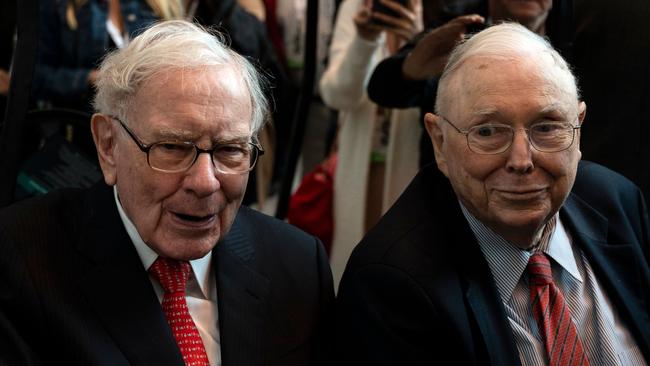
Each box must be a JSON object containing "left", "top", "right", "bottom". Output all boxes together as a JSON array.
[
  {"left": 0, "top": 21, "right": 333, "bottom": 366},
  {"left": 336, "top": 23, "right": 650, "bottom": 365}
]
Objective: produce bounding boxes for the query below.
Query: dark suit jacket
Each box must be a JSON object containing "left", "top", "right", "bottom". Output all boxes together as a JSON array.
[
  {"left": 0, "top": 183, "right": 334, "bottom": 365},
  {"left": 336, "top": 160, "right": 650, "bottom": 365}
]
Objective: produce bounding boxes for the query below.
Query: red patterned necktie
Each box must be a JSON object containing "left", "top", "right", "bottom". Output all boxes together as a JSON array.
[
  {"left": 150, "top": 257, "right": 210, "bottom": 366},
  {"left": 528, "top": 252, "right": 589, "bottom": 366}
]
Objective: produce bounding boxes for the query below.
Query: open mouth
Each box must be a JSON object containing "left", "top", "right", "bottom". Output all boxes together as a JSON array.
[{"left": 173, "top": 212, "right": 216, "bottom": 224}]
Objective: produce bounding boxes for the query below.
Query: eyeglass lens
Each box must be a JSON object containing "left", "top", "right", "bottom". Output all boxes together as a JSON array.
[
  {"left": 148, "top": 142, "right": 258, "bottom": 173},
  {"left": 467, "top": 123, "right": 576, "bottom": 153}
]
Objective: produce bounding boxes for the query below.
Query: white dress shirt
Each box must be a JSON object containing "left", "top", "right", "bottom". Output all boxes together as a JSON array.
[{"left": 114, "top": 187, "right": 221, "bottom": 366}]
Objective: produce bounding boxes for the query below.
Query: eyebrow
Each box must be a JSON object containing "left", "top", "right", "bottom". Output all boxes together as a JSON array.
[
  {"left": 470, "top": 104, "right": 569, "bottom": 121},
  {"left": 214, "top": 135, "right": 252, "bottom": 145},
  {"left": 539, "top": 103, "right": 570, "bottom": 116},
  {"left": 149, "top": 127, "right": 195, "bottom": 141},
  {"left": 149, "top": 128, "right": 251, "bottom": 144},
  {"left": 470, "top": 108, "right": 501, "bottom": 120}
]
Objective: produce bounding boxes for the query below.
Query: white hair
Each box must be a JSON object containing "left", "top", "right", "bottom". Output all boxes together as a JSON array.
[
  {"left": 93, "top": 20, "right": 269, "bottom": 136},
  {"left": 435, "top": 22, "right": 579, "bottom": 116}
]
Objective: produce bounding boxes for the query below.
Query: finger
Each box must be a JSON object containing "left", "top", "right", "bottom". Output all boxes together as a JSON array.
[
  {"left": 354, "top": 9, "right": 373, "bottom": 25},
  {"left": 372, "top": 11, "right": 413, "bottom": 30},
  {"left": 433, "top": 14, "right": 484, "bottom": 39},
  {"left": 377, "top": 0, "right": 416, "bottom": 20},
  {"left": 451, "top": 14, "right": 486, "bottom": 37},
  {"left": 450, "top": 13, "right": 485, "bottom": 26},
  {"left": 414, "top": 26, "right": 463, "bottom": 52},
  {"left": 357, "top": 7, "right": 372, "bottom": 19}
]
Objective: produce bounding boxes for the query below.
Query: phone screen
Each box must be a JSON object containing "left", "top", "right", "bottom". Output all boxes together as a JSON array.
[{"left": 371, "top": 0, "right": 409, "bottom": 26}]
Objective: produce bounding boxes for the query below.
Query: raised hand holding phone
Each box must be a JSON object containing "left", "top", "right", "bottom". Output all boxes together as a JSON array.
[{"left": 354, "top": 0, "right": 419, "bottom": 42}]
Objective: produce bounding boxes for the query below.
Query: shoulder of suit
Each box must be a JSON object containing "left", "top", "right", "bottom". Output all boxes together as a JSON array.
[
  {"left": 236, "top": 205, "right": 320, "bottom": 246},
  {"left": 574, "top": 160, "right": 642, "bottom": 199},
  {"left": 0, "top": 188, "right": 86, "bottom": 247},
  {"left": 568, "top": 161, "right": 649, "bottom": 233},
  {"left": 0, "top": 188, "right": 86, "bottom": 225},
  {"left": 577, "top": 160, "right": 635, "bottom": 184}
]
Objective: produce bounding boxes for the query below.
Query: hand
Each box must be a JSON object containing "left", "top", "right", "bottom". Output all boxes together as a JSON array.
[
  {"left": 354, "top": 5, "right": 384, "bottom": 41},
  {"left": 371, "top": 0, "right": 419, "bottom": 41},
  {"left": 402, "top": 14, "right": 484, "bottom": 81},
  {"left": 354, "top": 0, "right": 419, "bottom": 42},
  {"left": 0, "top": 69, "right": 10, "bottom": 96}
]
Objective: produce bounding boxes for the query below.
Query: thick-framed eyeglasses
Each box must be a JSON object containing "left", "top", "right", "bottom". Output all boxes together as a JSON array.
[
  {"left": 439, "top": 116, "right": 581, "bottom": 154},
  {"left": 110, "top": 116, "right": 264, "bottom": 174}
]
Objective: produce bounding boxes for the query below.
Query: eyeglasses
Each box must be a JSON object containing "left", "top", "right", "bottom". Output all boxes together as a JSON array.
[
  {"left": 439, "top": 116, "right": 581, "bottom": 154},
  {"left": 110, "top": 116, "right": 264, "bottom": 174}
]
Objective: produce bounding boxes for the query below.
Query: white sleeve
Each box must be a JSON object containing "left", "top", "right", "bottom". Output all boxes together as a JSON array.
[{"left": 319, "top": 0, "right": 385, "bottom": 111}]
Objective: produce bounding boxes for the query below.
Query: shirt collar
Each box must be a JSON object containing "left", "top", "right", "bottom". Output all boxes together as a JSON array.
[
  {"left": 113, "top": 186, "right": 213, "bottom": 299},
  {"left": 459, "top": 203, "right": 582, "bottom": 304},
  {"left": 546, "top": 219, "right": 582, "bottom": 282}
]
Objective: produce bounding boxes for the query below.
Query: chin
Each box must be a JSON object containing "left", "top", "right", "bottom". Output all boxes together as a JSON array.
[
  {"left": 493, "top": 208, "right": 550, "bottom": 232},
  {"left": 152, "top": 234, "right": 220, "bottom": 261},
  {"left": 164, "top": 246, "right": 215, "bottom": 261}
]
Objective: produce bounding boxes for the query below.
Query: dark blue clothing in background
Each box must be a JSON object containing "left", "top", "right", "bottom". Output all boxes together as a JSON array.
[{"left": 33, "top": 0, "right": 159, "bottom": 112}]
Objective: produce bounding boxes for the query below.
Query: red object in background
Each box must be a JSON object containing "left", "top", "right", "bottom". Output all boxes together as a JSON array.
[{"left": 287, "top": 153, "right": 336, "bottom": 255}]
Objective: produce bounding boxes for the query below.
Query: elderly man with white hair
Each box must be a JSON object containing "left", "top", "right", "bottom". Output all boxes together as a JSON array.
[
  {"left": 0, "top": 20, "right": 333, "bottom": 366},
  {"left": 336, "top": 23, "right": 650, "bottom": 365}
]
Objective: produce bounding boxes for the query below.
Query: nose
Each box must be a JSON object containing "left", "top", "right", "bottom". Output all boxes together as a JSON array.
[
  {"left": 183, "top": 152, "right": 221, "bottom": 197},
  {"left": 505, "top": 129, "right": 534, "bottom": 174}
]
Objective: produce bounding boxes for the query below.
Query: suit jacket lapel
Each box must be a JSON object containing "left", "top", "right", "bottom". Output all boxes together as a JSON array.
[
  {"left": 215, "top": 210, "right": 270, "bottom": 366},
  {"left": 561, "top": 193, "right": 650, "bottom": 355},
  {"left": 453, "top": 221, "right": 521, "bottom": 366},
  {"left": 75, "top": 183, "right": 184, "bottom": 365},
  {"left": 430, "top": 172, "right": 521, "bottom": 366}
]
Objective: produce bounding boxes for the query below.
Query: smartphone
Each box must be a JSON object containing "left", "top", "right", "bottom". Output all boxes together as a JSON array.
[{"left": 371, "top": 0, "right": 409, "bottom": 26}]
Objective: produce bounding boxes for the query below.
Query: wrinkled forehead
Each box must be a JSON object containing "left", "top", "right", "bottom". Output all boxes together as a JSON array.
[
  {"left": 443, "top": 53, "right": 579, "bottom": 116},
  {"left": 136, "top": 65, "right": 247, "bottom": 98},
  {"left": 128, "top": 65, "right": 252, "bottom": 118}
]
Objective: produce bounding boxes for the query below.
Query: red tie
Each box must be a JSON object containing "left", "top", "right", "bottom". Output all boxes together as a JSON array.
[
  {"left": 150, "top": 257, "right": 210, "bottom": 366},
  {"left": 528, "top": 252, "right": 589, "bottom": 366}
]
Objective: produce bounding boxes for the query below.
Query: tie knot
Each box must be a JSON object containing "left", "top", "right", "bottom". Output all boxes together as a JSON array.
[
  {"left": 527, "top": 252, "right": 553, "bottom": 286},
  {"left": 149, "top": 257, "right": 191, "bottom": 294}
]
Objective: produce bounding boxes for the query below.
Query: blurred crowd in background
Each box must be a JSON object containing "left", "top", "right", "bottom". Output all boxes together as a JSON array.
[{"left": 1, "top": 0, "right": 649, "bottom": 287}]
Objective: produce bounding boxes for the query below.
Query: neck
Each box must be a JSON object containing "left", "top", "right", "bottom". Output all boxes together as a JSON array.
[{"left": 500, "top": 226, "right": 544, "bottom": 250}]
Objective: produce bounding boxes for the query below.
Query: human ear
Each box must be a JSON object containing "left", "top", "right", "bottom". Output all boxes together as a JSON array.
[
  {"left": 90, "top": 114, "right": 118, "bottom": 186},
  {"left": 577, "top": 101, "right": 587, "bottom": 125},
  {"left": 575, "top": 101, "right": 587, "bottom": 150},
  {"left": 424, "top": 113, "right": 449, "bottom": 177}
]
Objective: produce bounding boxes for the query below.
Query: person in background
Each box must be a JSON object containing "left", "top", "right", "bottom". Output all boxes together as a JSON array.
[
  {"left": 336, "top": 23, "right": 650, "bottom": 365},
  {"left": 32, "top": 0, "right": 183, "bottom": 112},
  {"left": 0, "top": 20, "right": 333, "bottom": 365},
  {"left": 190, "top": 0, "right": 296, "bottom": 205},
  {"left": 366, "top": 0, "right": 564, "bottom": 167},
  {"left": 319, "top": 0, "right": 422, "bottom": 287}
]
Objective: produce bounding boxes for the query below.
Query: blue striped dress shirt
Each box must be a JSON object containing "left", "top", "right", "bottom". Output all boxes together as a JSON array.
[{"left": 460, "top": 204, "right": 647, "bottom": 365}]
